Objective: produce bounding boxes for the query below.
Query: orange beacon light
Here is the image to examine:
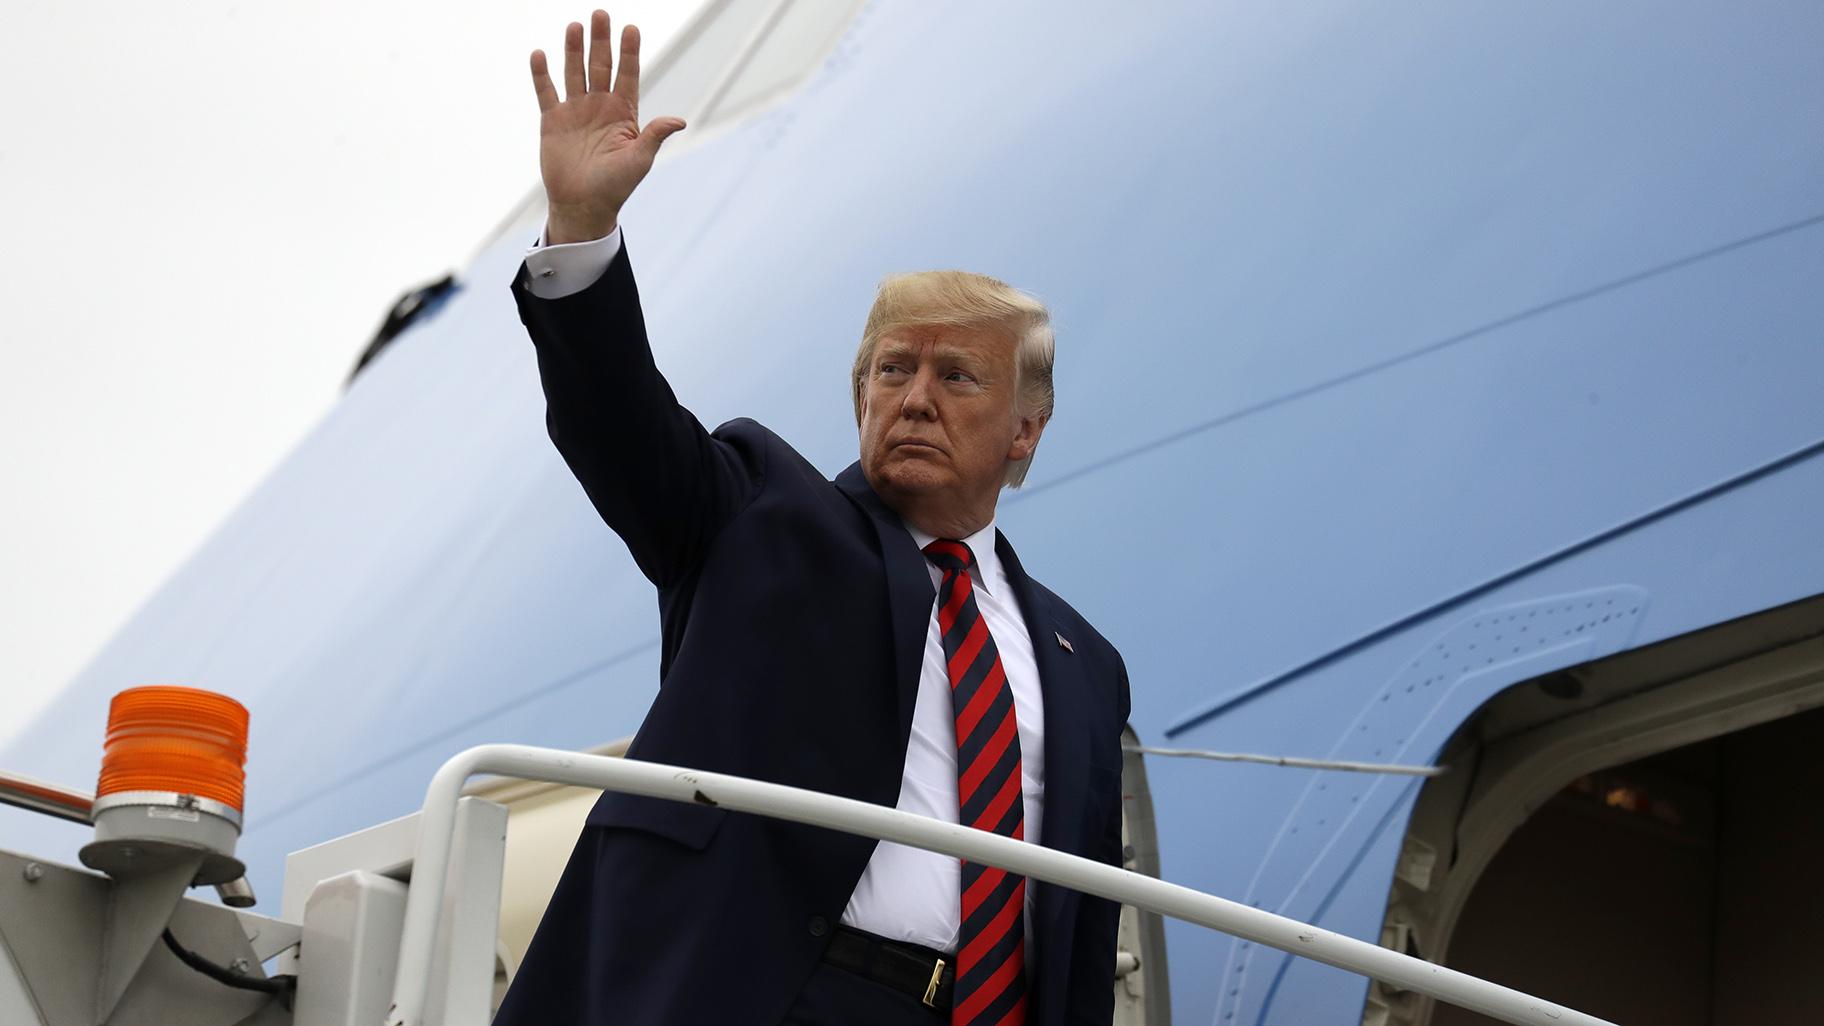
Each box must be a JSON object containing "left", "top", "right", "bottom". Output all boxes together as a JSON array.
[{"left": 80, "top": 685, "right": 251, "bottom": 889}]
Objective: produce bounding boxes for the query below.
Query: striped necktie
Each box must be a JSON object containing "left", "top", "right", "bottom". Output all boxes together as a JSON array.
[{"left": 923, "top": 539, "right": 1028, "bottom": 1026}]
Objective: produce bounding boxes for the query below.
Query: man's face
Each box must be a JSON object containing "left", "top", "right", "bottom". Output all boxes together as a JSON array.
[{"left": 857, "top": 323, "right": 1044, "bottom": 530}]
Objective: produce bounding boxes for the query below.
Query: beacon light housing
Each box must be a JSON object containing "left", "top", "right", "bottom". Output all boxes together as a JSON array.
[{"left": 78, "top": 685, "right": 251, "bottom": 886}]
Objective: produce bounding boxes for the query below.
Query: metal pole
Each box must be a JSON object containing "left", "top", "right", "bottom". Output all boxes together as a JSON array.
[
  {"left": 1123, "top": 744, "right": 1447, "bottom": 777},
  {"left": 0, "top": 769, "right": 94, "bottom": 825},
  {"left": 384, "top": 744, "right": 1615, "bottom": 1026}
]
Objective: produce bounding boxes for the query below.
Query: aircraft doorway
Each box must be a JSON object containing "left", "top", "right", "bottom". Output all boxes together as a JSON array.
[
  {"left": 1369, "top": 593, "right": 1824, "bottom": 1026},
  {"left": 1437, "top": 708, "right": 1824, "bottom": 1025}
]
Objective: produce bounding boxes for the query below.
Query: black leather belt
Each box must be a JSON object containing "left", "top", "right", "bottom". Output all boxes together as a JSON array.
[{"left": 821, "top": 925, "right": 955, "bottom": 1013}]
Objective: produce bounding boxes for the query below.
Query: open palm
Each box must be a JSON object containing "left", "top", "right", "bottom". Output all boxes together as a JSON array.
[{"left": 531, "top": 11, "right": 686, "bottom": 244}]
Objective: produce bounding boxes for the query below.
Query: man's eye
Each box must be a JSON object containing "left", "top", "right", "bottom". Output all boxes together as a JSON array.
[
  {"left": 879, "top": 364, "right": 903, "bottom": 376},
  {"left": 947, "top": 371, "right": 975, "bottom": 383}
]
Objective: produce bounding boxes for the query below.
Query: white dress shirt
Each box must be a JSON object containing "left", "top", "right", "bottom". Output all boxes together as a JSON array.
[
  {"left": 842, "top": 519, "right": 1045, "bottom": 956},
  {"left": 522, "top": 228, "right": 1047, "bottom": 955}
]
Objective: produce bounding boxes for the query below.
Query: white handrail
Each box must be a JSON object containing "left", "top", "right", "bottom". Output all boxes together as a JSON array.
[{"left": 383, "top": 744, "right": 1614, "bottom": 1026}]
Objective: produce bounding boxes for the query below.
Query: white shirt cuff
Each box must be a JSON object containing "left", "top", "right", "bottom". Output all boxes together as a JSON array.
[{"left": 522, "top": 223, "right": 624, "bottom": 299}]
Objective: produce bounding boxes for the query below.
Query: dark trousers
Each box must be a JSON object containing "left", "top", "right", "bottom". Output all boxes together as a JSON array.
[{"left": 781, "top": 960, "right": 944, "bottom": 1026}]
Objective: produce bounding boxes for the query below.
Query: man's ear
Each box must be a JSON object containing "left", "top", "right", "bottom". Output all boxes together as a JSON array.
[{"left": 1007, "top": 414, "right": 1047, "bottom": 462}]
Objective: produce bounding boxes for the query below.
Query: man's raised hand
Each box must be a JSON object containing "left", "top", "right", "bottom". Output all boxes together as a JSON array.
[{"left": 531, "top": 11, "right": 686, "bottom": 245}]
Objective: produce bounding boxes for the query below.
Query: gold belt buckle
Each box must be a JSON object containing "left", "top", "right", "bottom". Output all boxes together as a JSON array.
[{"left": 922, "top": 958, "right": 945, "bottom": 1009}]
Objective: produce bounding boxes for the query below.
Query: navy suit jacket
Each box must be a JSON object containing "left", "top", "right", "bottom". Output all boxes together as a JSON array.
[{"left": 492, "top": 237, "right": 1131, "bottom": 1026}]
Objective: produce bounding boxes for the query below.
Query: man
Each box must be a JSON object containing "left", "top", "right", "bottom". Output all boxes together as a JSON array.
[{"left": 493, "top": 11, "right": 1130, "bottom": 1026}]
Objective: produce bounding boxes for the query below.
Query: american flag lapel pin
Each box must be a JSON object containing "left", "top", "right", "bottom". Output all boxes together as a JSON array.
[{"left": 1055, "top": 631, "right": 1074, "bottom": 653}]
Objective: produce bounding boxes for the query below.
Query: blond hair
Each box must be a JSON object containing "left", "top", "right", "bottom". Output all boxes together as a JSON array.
[{"left": 850, "top": 271, "right": 1055, "bottom": 488}]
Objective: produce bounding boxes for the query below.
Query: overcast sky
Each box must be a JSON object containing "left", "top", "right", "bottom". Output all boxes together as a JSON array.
[{"left": 0, "top": 2, "right": 694, "bottom": 751}]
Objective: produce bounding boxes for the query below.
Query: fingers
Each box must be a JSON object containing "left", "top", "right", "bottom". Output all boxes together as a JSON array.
[
  {"left": 563, "top": 20, "right": 586, "bottom": 100},
  {"left": 613, "top": 23, "right": 641, "bottom": 109},
  {"left": 540, "top": 13, "right": 632, "bottom": 109},
  {"left": 530, "top": 50, "right": 559, "bottom": 113},
  {"left": 587, "top": 10, "right": 612, "bottom": 93}
]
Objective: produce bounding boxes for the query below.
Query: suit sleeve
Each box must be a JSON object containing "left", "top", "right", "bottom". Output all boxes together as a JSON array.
[{"left": 512, "top": 235, "right": 764, "bottom": 587}]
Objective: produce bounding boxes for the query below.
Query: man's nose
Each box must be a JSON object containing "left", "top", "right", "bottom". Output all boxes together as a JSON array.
[{"left": 900, "top": 368, "right": 938, "bottom": 419}]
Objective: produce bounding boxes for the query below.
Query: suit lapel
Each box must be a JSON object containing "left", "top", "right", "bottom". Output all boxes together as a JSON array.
[
  {"left": 995, "top": 530, "right": 1090, "bottom": 1016},
  {"left": 834, "top": 463, "right": 934, "bottom": 738}
]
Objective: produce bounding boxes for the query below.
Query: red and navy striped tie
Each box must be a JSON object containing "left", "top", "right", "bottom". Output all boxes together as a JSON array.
[{"left": 924, "top": 539, "right": 1028, "bottom": 1026}]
